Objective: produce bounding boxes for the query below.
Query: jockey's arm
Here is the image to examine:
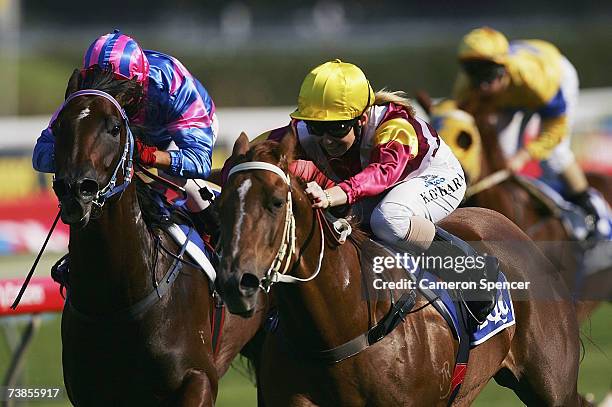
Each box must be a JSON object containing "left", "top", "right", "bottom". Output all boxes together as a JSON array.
[
  {"left": 523, "top": 87, "right": 569, "bottom": 161},
  {"left": 164, "top": 78, "right": 216, "bottom": 179},
  {"left": 525, "top": 114, "right": 568, "bottom": 161},
  {"left": 151, "top": 150, "right": 171, "bottom": 168},
  {"left": 338, "top": 119, "right": 419, "bottom": 205},
  {"left": 32, "top": 127, "right": 55, "bottom": 173}
]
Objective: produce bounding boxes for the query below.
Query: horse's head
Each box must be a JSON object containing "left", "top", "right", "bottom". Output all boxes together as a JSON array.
[
  {"left": 216, "top": 132, "right": 302, "bottom": 316},
  {"left": 52, "top": 69, "right": 134, "bottom": 228}
]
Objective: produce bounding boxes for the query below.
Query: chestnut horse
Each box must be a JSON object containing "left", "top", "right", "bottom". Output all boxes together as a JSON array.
[
  {"left": 417, "top": 93, "right": 612, "bottom": 321},
  {"left": 216, "top": 133, "right": 587, "bottom": 406},
  {"left": 52, "top": 68, "right": 263, "bottom": 406}
]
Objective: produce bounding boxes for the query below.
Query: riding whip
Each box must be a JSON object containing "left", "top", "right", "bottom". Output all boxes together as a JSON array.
[{"left": 10, "top": 209, "right": 61, "bottom": 309}]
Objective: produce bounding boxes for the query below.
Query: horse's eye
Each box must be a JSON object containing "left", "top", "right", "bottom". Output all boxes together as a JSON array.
[
  {"left": 270, "top": 196, "right": 285, "bottom": 211},
  {"left": 110, "top": 125, "right": 121, "bottom": 137}
]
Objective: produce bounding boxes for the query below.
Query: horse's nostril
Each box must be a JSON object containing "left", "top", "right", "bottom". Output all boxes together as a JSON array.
[
  {"left": 78, "top": 179, "right": 99, "bottom": 200},
  {"left": 239, "top": 273, "right": 260, "bottom": 295}
]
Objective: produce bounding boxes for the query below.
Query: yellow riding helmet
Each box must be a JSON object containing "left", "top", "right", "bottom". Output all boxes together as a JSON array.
[
  {"left": 290, "top": 59, "right": 375, "bottom": 121},
  {"left": 458, "top": 27, "right": 509, "bottom": 65}
]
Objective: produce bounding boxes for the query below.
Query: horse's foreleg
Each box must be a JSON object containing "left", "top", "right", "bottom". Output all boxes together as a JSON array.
[{"left": 174, "top": 368, "right": 217, "bottom": 407}]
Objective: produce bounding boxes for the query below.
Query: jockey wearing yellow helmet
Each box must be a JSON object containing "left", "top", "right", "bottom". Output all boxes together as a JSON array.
[
  {"left": 238, "top": 59, "right": 498, "bottom": 326},
  {"left": 453, "top": 27, "right": 600, "bottom": 229}
]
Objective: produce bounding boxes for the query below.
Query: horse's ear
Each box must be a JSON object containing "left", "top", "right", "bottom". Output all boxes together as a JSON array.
[
  {"left": 279, "top": 130, "right": 296, "bottom": 166},
  {"left": 232, "top": 132, "right": 250, "bottom": 157},
  {"left": 65, "top": 69, "right": 81, "bottom": 100},
  {"left": 415, "top": 90, "right": 432, "bottom": 115}
]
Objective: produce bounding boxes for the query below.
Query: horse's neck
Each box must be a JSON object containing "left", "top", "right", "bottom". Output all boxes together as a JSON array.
[
  {"left": 276, "top": 197, "right": 377, "bottom": 349},
  {"left": 68, "top": 185, "right": 154, "bottom": 311},
  {"left": 479, "top": 131, "right": 508, "bottom": 175}
]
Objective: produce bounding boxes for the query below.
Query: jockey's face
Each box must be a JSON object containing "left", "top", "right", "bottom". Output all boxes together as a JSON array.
[
  {"left": 477, "top": 74, "right": 508, "bottom": 96},
  {"left": 314, "top": 114, "right": 368, "bottom": 158},
  {"left": 462, "top": 60, "right": 508, "bottom": 97},
  {"left": 318, "top": 129, "right": 355, "bottom": 157}
]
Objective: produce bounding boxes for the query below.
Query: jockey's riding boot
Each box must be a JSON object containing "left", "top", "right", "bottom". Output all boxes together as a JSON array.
[
  {"left": 425, "top": 226, "right": 499, "bottom": 328},
  {"left": 51, "top": 254, "right": 70, "bottom": 290},
  {"left": 191, "top": 205, "right": 221, "bottom": 247},
  {"left": 560, "top": 160, "right": 600, "bottom": 238},
  {"left": 568, "top": 190, "right": 601, "bottom": 239}
]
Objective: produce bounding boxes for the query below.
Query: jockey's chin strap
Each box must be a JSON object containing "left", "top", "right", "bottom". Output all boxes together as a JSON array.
[
  {"left": 228, "top": 161, "right": 325, "bottom": 292},
  {"left": 52, "top": 89, "right": 135, "bottom": 216}
]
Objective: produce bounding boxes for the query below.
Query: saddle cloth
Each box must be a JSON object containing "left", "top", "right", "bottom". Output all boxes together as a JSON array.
[
  {"left": 421, "top": 270, "right": 516, "bottom": 347},
  {"left": 387, "top": 248, "right": 515, "bottom": 347},
  {"left": 164, "top": 224, "right": 217, "bottom": 284}
]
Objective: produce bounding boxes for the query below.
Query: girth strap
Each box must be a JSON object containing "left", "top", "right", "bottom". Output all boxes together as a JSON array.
[
  {"left": 297, "top": 291, "right": 417, "bottom": 364},
  {"left": 210, "top": 293, "right": 225, "bottom": 356},
  {"left": 66, "top": 228, "right": 193, "bottom": 323}
]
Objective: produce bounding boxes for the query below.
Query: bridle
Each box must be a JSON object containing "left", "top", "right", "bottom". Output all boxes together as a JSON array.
[
  {"left": 51, "top": 89, "right": 135, "bottom": 216},
  {"left": 228, "top": 161, "right": 325, "bottom": 292}
]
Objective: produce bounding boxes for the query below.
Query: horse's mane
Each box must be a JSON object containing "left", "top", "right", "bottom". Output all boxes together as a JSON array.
[
  {"left": 246, "top": 139, "right": 371, "bottom": 246},
  {"left": 246, "top": 140, "right": 293, "bottom": 166},
  {"left": 374, "top": 89, "right": 416, "bottom": 116},
  {"left": 75, "top": 66, "right": 183, "bottom": 228}
]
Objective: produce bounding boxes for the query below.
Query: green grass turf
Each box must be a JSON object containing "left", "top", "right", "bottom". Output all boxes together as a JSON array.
[{"left": 1, "top": 254, "right": 610, "bottom": 406}]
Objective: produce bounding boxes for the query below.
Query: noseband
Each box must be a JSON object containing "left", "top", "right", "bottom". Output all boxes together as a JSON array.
[
  {"left": 228, "top": 161, "right": 325, "bottom": 292},
  {"left": 51, "top": 89, "right": 135, "bottom": 215}
]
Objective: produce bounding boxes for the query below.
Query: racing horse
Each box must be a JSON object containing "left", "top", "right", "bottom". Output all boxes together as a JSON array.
[
  {"left": 216, "top": 133, "right": 587, "bottom": 406},
  {"left": 51, "top": 68, "right": 264, "bottom": 406},
  {"left": 417, "top": 93, "right": 612, "bottom": 321}
]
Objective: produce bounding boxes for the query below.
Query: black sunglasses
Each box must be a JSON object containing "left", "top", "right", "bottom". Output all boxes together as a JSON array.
[
  {"left": 305, "top": 119, "right": 358, "bottom": 139},
  {"left": 462, "top": 60, "right": 505, "bottom": 85}
]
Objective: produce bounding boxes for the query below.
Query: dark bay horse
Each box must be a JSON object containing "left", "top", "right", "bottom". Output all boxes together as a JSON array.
[
  {"left": 52, "top": 69, "right": 263, "bottom": 406},
  {"left": 417, "top": 94, "right": 612, "bottom": 321},
  {"left": 216, "top": 133, "right": 586, "bottom": 406}
]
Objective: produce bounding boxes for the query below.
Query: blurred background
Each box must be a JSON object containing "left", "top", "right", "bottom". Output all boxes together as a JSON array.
[{"left": 0, "top": 0, "right": 611, "bottom": 405}]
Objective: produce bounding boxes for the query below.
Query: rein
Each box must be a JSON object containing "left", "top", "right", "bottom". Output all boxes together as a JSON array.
[
  {"left": 465, "top": 169, "right": 511, "bottom": 199},
  {"left": 13, "top": 90, "right": 200, "bottom": 322},
  {"left": 228, "top": 161, "right": 325, "bottom": 292},
  {"left": 227, "top": 160, "right": 429, "bottom": 364},
  {"left": 12, "top": 90, "right": 133, "bottom": 310}
]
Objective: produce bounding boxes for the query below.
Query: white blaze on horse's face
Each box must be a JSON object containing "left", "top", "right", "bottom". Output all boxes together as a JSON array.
[
  {"left": 76, "top": 107, "right": 91, "bottom": 121},
  {"left": 232, "top": 178, "right": 252, "bottom": 257}
]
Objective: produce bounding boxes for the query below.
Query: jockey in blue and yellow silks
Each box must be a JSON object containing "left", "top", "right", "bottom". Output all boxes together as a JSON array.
[
  {"left": 230, "top": 59, "right": 498, "bottom": 326},
  {"left": 33, "top": 29, "right": 218, "bottom": 215},
  {"left": 453, "top": 27, "right": 600, "bottom": 230}
]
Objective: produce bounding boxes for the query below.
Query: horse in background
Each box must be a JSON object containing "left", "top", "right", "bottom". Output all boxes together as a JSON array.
[
  {"left": 51, "top": 67, "right": 264, "bottom": 406},
  {"left": 417, "top": 92, "right": 612, "bottom": 321},
  {"left": 216, "top": 132, "right": 586, "bottom": 406}
]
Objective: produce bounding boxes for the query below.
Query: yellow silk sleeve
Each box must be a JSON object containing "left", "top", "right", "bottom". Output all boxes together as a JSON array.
[
  {"left": 526, "top": 115, "right": 568, "bottom": 160},
  {"left": 374, "top": 118, "right": 419, "bottom": 158}
]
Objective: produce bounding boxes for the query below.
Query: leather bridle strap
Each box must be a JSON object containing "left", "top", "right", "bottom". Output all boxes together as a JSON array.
[{"left": 227, "top": 161, "right": 325, "bottom": 291}]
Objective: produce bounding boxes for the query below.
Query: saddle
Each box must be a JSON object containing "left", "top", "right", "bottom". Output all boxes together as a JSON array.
[{"left": 265, "top": 214, "right": 514, "bottom": 406}]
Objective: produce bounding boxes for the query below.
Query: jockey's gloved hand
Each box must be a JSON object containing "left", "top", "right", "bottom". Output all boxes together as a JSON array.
[{"left": 136, "top": 139, "right": 158, "bottom": 166}]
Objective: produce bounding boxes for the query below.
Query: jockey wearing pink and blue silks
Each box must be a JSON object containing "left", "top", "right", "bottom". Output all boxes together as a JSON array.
[{"left": 32, "top": 30, "right": 218, "bottom": 184}]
